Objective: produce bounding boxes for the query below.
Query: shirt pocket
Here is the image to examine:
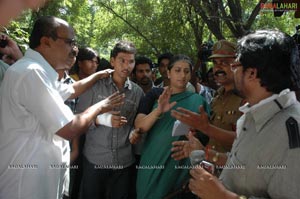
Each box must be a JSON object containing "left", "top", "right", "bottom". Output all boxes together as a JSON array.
[
  {"left": 221, "top": 150, "right": 247, "bottom": 192},
  {"left": 229, "top": 150, "right": 246, "bottom": 169}
]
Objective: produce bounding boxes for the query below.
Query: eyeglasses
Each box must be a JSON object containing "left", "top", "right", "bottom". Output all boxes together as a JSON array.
[
  {"left": 55, "top": 36, "right": 77, "bottom": 48},
  {"left": 230, "top": 62, "right": 243, "bottom": 72}
]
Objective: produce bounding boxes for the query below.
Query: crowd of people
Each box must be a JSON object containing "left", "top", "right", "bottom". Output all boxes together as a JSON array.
[{"left": 0, "top": 1, "right": 300, "bottom": 199}]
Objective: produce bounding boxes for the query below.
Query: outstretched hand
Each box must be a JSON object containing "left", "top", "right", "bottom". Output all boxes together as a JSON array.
[
  {"left": 97, "top": 68, "right": 114, "bottom": 79},
  {"left": 157, "top": 87, "right": 177, "bottom": 114},
  {"left": 171, "top": 105, "right": 210, "bottom": 133},
  {"left": 171, "top": 131, "right": 204, "bottom": 160},
  {"left": 97, "top": 92, "right": 125, "bottom": 114}
]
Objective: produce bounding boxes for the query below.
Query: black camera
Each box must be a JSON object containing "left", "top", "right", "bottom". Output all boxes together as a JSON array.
[
  {"left": 198, "top": 41, "right": 213, "bottom": 62},
  {"left": 0, "top": 39, "right": 8, "bottom": 48},
  {"left": 292, "top": 25, "right": 300, "bottom": 43},
  {"left": 292, "top": 25, "right": 300, "bottom": 56}
]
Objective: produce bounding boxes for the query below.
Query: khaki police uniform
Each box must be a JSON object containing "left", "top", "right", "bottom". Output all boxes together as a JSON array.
[
  {"left": 209, "top": 87, "right": 243, "bottom": 152},
  {"left": 220, "top": 90, "right": 300, "bottom": 198}
]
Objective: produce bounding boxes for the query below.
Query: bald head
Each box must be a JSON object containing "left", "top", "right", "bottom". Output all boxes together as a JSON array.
[
  {"left": 29, "top": 16, "right": 73, "bottom": 49},
  {"left": 28, "top": 16, "right": 78, "bottom": 72}
]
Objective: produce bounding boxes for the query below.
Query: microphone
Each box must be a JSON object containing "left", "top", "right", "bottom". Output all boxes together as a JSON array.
[
  {"left": 189, "top": 150, "right": 205, "bottom": 166},
  {"left": 190, "top": 149, "right": 215, "bottom": 174}
]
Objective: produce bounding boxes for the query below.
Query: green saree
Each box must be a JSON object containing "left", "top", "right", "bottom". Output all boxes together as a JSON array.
[{"left": 136, "top": 91, "right": 210, "bottom": 199}]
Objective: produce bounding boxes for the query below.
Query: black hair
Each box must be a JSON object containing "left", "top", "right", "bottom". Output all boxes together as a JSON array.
[
  {"left": 97, "top": 58, "right": 112, "bottom": 71},
  {"left": 157, "top": 52, "right": 174, "bottom": 66},
  {"left": 110, "top": 40, "right": 136, "bottom": 58},
  {"left": 77, "top": 47, "right": 98, "bottom": 61},
  {"left": 206, "top": 68, "right": 214, "bottom": 79},
  {"left": 72, "top": 47, "right": 99, "bottom": 74},
  {"left": 168, "top": 54, "right": 193, "bottom": 72},
  {"left": 237, "top": 29, "right": 300, "bottom": 93},
  {"left": 29, "top": 16, "right": 62, "bottom": 49},
  {"left": 133, "top": 56, "right": 153, "bottom": 74}
]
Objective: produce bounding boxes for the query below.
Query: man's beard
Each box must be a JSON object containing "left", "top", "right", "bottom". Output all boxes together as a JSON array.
[
  {"left": 139, "top": 76, "right": 151, "bottom": 85},
  {"left": 233, "top": 79, "right": 245, "bottom": 98}
]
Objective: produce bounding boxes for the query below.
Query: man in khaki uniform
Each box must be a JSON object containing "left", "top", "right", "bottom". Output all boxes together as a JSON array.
[{"left": 208, "top": 40, "right": 244, "bottom": 152}]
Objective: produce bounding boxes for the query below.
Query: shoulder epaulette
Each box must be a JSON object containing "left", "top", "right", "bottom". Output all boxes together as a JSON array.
[{"left": 286, "top": 117, "right": 300, "bottom": 149}]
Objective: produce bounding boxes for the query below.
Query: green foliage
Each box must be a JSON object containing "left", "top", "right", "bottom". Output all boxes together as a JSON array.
[
  {"left": 254, "top": 11, "right": 300, "bottom": 36},
  {"left": 2, "top": 0, "right": 300, "bottom": 62},
  {"left": 3, "top": 16, "right": 32, "bottom": 52}
]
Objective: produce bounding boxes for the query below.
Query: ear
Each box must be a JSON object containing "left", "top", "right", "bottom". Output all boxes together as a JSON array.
[
  {"left": 40, "top": 36, "right": 51, "bottom": 48},
  {"left": 167, "top": 70, "right": 170, "bottom": 79},
  {"left": 246, "top": 68, "right": 258, "bottom": 80},
  {"left": 110, "top": 57, "right": 115, "bottom": 69}
]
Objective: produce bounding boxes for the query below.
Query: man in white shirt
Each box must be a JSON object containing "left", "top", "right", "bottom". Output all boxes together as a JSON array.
[{"left": 0, "top": 16, "right": 124, "bottom": 199}]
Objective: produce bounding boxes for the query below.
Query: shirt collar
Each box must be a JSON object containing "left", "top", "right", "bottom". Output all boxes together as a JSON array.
[
  {"left": 107, "top": 76, "right": 133, "bottom": 90},
  {"left": 62, "top": 72, "right": 74, "bottom": 84},
  {"left": 157, "top": 81, "right": 164, "bottom": 88},
  {"left": 25, "top": 48, "right": 58, "bottom": 82},
  {"left": 239, "top": 89, "right": 297, "bottom": 132},
  {"left": 125, "top": 77, "right": 133, "bottom": 90},
  {"left": 215, "top": 86, "right": 239, "bottom": 96}
]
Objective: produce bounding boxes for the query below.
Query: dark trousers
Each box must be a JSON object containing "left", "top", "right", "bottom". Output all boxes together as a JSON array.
[
  {"left": 128, "top": 155, "right": 140, "bottom": 199},
  {"left": 80, "top": 156, "right": 131, "bottom": 199},
  {"left": 69, "top": 135, "right": 85, "bottom": 199}
]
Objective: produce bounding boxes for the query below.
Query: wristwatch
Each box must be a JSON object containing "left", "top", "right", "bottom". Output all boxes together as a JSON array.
[
  {"left": 239, "top": 195, "right": 247, "bottom": 199},
  {"left": 212, "top": 152, "right": 220, "bottom": 163}
]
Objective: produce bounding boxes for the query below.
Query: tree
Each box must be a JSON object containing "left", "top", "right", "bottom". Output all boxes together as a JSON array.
[
  {"left": 4, "top": 0, "right": 299, "bottom": 64},
  {"left": 186, "top": 0, "right": 269, "bottom": 40}
]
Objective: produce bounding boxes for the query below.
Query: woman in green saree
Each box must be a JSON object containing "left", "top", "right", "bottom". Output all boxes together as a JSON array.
[{"left": 134, "top": 54, "right": 210, "bottom": 199}]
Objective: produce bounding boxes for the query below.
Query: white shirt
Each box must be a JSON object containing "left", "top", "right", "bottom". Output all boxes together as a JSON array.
[{"left": 0, "top": 48, "right": 74, "bottom": 199}]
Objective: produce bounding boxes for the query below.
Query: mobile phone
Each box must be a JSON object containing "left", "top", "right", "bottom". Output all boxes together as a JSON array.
[
  {"left": 0, "top": 39, "right": 8, "bottom": 48},
  {"left": 199, "top": 160, "right": 215, "bottom": 174}
]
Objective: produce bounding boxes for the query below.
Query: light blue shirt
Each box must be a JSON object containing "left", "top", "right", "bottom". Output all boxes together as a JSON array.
[{"left": 0, "top": 60, "right": 9, "bottom": 89}]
